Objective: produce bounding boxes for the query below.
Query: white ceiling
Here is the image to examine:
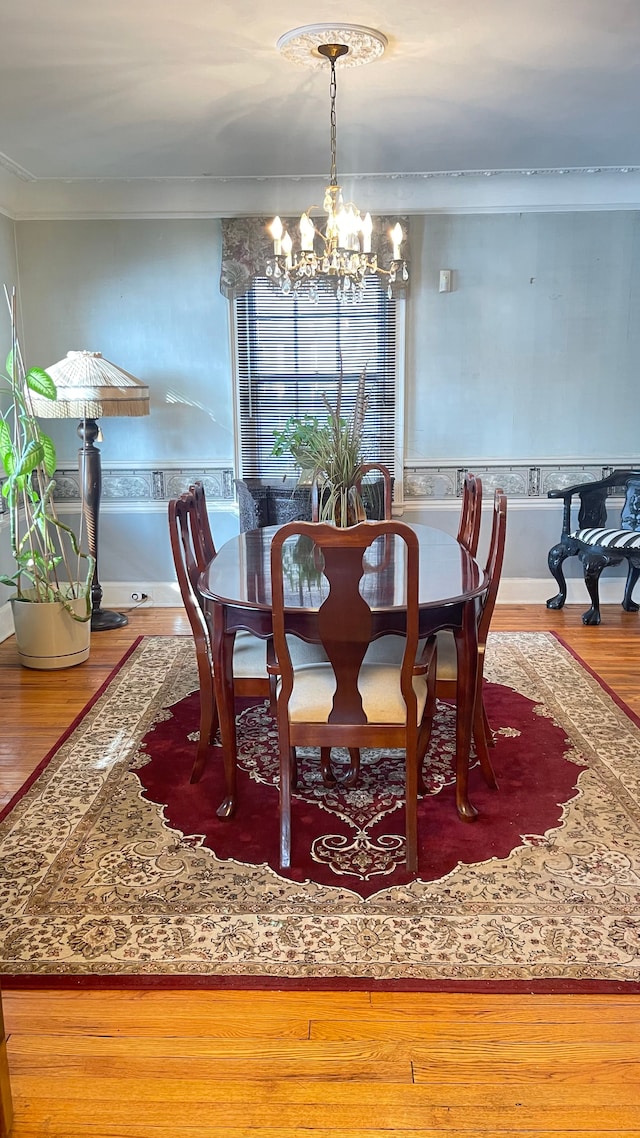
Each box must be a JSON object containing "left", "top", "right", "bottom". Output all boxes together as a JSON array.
[{"left": 2, "top": 0, "right": 640, "bottom": 217}]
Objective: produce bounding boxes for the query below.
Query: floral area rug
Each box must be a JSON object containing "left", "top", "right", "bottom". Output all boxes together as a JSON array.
[{"left": 1, "top": 632, "right": 639, "bottom": 990}]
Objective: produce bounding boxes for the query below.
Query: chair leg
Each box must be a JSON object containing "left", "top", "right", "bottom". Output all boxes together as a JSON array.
[
  {"left": 473, "top": 689, "right": 498, "bottom": 789},
  {"left": 266, "top": 637, "right": 278, "bottom": 716},
  {"left": 280, "top": 745, "right": 295, "bottom": 869},
  {"left": 405, "top": 741, "right": 419, "bottom": 873},
  {"left": 417, "top": 713, "right": 435, "bottom": 796},
  {"left": 582, "top": 551, "right": 606, "bottom": 625},
  {"left": 343, "top": 748, "right": 361, "bottom": 787},
  {"left": 622, "top": 563, "right": 640, "bottom": 613},
  {"left": 417, "top": 645, "right": 438, "bottom": 794},
  {"left": 546, "top": 542, "right": 570, "bottom": 610},
  {"left": 190, "top": 675, "right": 219, "bottom": 784},
  {"left": 482, "top": 700, "right": 495, "bottom": 748},
  {"left": 320, "top": 748, "right": 336, "bottom": 786}
]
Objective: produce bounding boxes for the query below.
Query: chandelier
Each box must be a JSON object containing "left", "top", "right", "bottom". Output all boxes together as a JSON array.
[{"left": 266, "top": 28, "right": 408, "bottom": 303}]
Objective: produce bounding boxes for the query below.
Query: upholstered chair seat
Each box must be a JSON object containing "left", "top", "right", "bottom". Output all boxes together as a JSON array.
[{"left": 279, "top": 661, "right": 429, "bottom": 724}]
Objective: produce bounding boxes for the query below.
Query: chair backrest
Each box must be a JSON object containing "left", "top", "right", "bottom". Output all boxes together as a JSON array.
[
  {"left": 235, "top": 478, "right": 261, "bottom": 533},
  {"left": 477, "top": 488, "right": 507, "bottom": 648},
  {"left": 271, "top": 520, "right": 420, "bottom": 725},
  {"left": 311, "top": 462, "right": 393, "bottom": 523},
  {"left": 457, "top": 472, "right": 483, "bottom": 556},
  {"left": 621, "top": 476, "right": 640, "bottom": 532},
  {"left": 189, "top": 481, "right": 217, "bottom": 565},
  {"left": 168, "top": 492, "right": 210, "bottom": 647},
  {"left": 357, "top": 462, "right": 393, "bottom": 520}
]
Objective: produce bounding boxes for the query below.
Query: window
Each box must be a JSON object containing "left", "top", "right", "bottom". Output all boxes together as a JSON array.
[{"left": 235, "top": 277, "right": 402, "bottom": 484}]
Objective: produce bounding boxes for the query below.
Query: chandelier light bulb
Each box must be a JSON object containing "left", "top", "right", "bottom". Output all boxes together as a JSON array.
[
  {"left": 281, "top": 229, "right": 293, "bottom": 268},
  {"left": 299, "top": 213, "right": 315, "bottom": 252},
  {"left": 269, "top": 216, "right": 284, "bottom": 255},
  {"left": 390, "top": 223, "right": 404, "bottom": 261}
]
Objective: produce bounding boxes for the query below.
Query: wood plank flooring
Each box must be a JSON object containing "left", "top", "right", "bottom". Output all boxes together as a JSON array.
[{"left": 1, "top": 604, "right": 639, "bottom": 1137}]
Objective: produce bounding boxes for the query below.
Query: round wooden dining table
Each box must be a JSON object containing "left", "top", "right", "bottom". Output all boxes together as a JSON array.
[{"left": 199, "top": 522, "right": 489, "bottom": 823}]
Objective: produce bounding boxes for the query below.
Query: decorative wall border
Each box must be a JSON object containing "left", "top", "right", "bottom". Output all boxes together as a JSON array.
[
  {"left": 403, "top": 463, "right": 637, "bottom": 500},
  {"left": 1, "top": 461, "right": 638, "bottom": 513},
  {"left": 52, "top": 466, "right": 234, "bottom": 506},
  {"left": 0, "top": 465, "right": 235, "bottom": 515}
]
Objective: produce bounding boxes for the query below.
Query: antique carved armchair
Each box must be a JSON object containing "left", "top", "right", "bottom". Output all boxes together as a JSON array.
[{"left": 546, "top": 469, "right": 640, "bottom": 625}]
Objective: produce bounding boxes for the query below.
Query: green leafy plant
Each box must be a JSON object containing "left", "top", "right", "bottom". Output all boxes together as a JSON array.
[
  {"left": 0, "top": 288, "right": 94, "bottom": 618},
  {"left": 272, "top": 364, "right": 368, "bottom": 527}
]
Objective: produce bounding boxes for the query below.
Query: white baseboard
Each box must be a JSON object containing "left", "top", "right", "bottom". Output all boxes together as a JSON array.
[
  {"left": 101, "top": 582, "right": 184, "bottom": 609},
  {"left": 1, "top": 576, "right": 633, "bottom": 645},
  {"left": 105, "top": 577, "right": 633, "bottom": 610},
  {"left": 497, "top": 576, "right": 631, "bottom": 606}
]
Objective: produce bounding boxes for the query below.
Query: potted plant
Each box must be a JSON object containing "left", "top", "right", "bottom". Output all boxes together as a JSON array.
[
  {"left": 272, "top": 365, "right": 368, "bottom": 527},
  {"left": 0, "top": 287, "right": 94, "bottom": 668}
]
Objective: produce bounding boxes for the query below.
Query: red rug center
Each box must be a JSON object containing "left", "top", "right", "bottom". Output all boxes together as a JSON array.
[{"left": 136, "top": 683, "right": 585, "bottom": 899}]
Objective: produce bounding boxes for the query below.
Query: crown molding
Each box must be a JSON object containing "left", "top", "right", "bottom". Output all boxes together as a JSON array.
[{"left": 3, "top": 166, "right": 640, "bottom": 220}]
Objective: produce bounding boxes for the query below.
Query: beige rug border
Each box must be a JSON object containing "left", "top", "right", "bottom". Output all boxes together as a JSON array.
[{"left": 0, "top": 631, "right": 638, "bottom": 981}]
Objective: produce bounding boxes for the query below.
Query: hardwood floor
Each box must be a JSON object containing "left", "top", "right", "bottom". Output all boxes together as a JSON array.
[{"left": 1, "top": 604, "right": 639, "bottom": 1137}]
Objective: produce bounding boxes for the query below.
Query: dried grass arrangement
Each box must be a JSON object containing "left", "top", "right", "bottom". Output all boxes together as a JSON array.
[{"left": 272, "top": 365, "right": 368, "bottom": 527}]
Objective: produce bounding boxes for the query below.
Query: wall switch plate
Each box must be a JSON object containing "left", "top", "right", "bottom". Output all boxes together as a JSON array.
[{"left": 439, "top": 269, "right": 452, "bottom": 292}]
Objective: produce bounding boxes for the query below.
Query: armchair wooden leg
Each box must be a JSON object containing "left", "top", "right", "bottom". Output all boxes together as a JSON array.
[
  {"left": 546, "top": 541, "right": 570, "bottom": 610},
  {"left": 582, "top": 551, "right": 606, "bottom": 625},
  {"left": 622, "top": 563, "right": 640, "bottom": 613}
]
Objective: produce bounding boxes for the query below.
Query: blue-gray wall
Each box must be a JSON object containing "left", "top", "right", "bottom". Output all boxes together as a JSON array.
[
  {"left": 406, "top": 212, "right": 640, "bottom": 462},
  {"left": 1, "top": 209, "right": 638, "bottom": 604}
]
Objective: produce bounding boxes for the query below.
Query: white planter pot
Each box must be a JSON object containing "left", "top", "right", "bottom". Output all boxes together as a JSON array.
[{"left": 11, "top": 593, "right": 91, "bottom": 670}]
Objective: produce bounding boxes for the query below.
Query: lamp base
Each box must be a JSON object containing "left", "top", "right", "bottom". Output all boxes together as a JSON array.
[{"left": 91, "top": 608, "right": 129, "bottom": 632}]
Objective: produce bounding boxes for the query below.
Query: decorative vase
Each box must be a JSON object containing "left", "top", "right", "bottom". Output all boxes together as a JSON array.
[
  {"left": 11, "top": 593, "right": 91, "bottom": 669},
  {"left": 333, "top": 484, "right": 366, "bottom": 527}
]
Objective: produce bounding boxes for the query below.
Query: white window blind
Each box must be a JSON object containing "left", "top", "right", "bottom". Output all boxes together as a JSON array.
[{"left": 235, "top": 277, "right": 398, "bottom": 481}]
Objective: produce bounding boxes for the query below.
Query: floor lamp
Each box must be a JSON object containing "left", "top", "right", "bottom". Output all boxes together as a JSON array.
[{"left": 31, "top": 350, "right": 150, "bottom": 631}]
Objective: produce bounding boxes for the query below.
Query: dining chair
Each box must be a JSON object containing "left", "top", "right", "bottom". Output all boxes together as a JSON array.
[
  {"left": 457, "top": 472, "right": 483, "bottom": 557},
  {"left": 189, "top": 480, "right": 217, "bottom": 563},
  {"left": 268, "top": 519, "right": 435, "bottom": 872},
  {"left": 311, "top": 461, "right": 393, "bottom": 522},
  {"left": 189, "top": 483, "right": 274, "bottom": 690},
  {"left": 168, "top": 491, "right": 271, "bottom": 784},
  {"left": 358, "top": 462, "right": 393, "bottom": 520},
  {"left": 425, "top": 488, "right": 507, "bottom": 789}
]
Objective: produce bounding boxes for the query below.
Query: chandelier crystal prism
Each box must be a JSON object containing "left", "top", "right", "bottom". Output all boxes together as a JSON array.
[{"left": 266, "top": 35, "right": 408, "bottom": 303}]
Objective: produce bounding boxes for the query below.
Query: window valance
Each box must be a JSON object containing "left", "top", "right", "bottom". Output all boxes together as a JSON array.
[{"left": 220, "top": 216, "right": 410, "bottom": 301}]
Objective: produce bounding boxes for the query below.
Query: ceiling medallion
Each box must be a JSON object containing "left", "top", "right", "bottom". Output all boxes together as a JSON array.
[{"left": 277, "top": 23, "right": 387, "bottom": 69}]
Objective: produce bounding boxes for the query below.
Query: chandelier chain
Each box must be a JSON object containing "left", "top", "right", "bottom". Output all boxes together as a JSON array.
[{"left": 329, "top": 58, "right": 338, "bottom": 187}]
